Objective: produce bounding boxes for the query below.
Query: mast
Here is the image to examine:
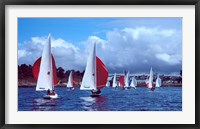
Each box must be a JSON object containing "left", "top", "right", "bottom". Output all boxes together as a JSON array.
[
  {"left": 49, "top": 34, "right": 53, "bottom": 90},
  {"left": 94, "top": 42, "right": 97, "bottom": 90}
]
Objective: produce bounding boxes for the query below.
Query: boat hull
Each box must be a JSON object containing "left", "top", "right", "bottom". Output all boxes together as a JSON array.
[
  {"left": 131, "top": 87, "right": 136, "bottom": 89},
  {"left": 44, "top": 93, "right": 58, "bottom": 99},
  {"left": 90, "top": 94, "right": 101, "bottom": 97},
  {"left": 124, "top": 87, "right": 131, "bottom": 90}
]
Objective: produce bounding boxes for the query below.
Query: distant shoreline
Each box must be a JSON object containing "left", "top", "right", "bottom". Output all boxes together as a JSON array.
[{"left": 18, "top": 82, "right": 182, "bottom": 87}]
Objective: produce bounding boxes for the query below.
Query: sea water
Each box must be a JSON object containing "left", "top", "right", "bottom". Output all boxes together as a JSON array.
[{"left": 18, "top": 87, "right": 182, "bottom": 111}]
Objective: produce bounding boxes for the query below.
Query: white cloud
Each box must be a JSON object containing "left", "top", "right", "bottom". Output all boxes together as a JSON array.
[
  {"left": 101, "top": 27, "right": 181, "bottom": 73},
  {"left": 18, "top": 50, "right": 30, "bottom": 59},
  {"left": 18, "top": 36, "right": 85, "bottom": 71},
  {"left": 156, "top": 53, "right": 181, "bottom": 65},
  {"left": 160, "top": 30, "right": 175, "bottom": 37},
  {"left": 18, "top": 26, "right": 182, "bottom": 73}
]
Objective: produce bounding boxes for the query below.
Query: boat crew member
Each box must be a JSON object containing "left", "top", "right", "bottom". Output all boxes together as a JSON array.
[
  {"left": 91, "top": 89, "right": 101, "bottom": 94},
  {"left": 47, "top": 89, "right": 50, "bottom": 95},
  {"left": 52, "top": 89, "right": 56, "bottom": 94},
  {"left": 96, "top": 89, "right": 101, "bottom": 94},
  {"left": 151, "top": 85, "right": 156, "bottom": 91}
]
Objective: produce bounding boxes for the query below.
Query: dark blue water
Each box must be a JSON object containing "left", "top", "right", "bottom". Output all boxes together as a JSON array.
[{"left": 18, "top": 87, "right": 182, "bottom": 111}]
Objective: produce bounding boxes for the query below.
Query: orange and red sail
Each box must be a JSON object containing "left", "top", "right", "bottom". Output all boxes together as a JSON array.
[
  {"left": 96, "top": 56, "right": 108, "bottom": 89},
  {"left": 72, "top": 74, "right": 76, "bottom": 88},
  {"left": 119, "top": 75, "right": 125, "bottom": 87}
]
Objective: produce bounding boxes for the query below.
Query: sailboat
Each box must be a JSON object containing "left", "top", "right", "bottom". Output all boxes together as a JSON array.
[
  {"left": 124, "top": 71, "right": 130, "bottom": 89},
  {"left": 32, "top": 34, "right": 59, "bottom": 99},
  {"left": 130, "top": 76, "right": 137, "bottom": 89},
  {"left": 156, "top": 74, "right": 162, "bottom": 87},
  {"left": 67, "top": 71, "right": 76, "bottom": 89},
  {"left": 80, "top": 42, "right": 108, "bottom": 97},
  {"left": 106, "top": 80, "right": 110, "bottom": 87},
  {"left": 146, "top": 67, "right": 156, "bottom": 91},
  {"left": 112, "top": 73, "right": 117, "bottom": 88}
]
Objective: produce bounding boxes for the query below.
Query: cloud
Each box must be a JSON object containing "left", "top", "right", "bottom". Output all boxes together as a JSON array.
[
  {"left": 99, "top": 27, "right": 181, "bottom": 73},
  {"left": 18, "top": 26, "right": 182, "bottom": 74},
  {"left": 18, "top": 36, "right": 86, "bottom": 71},
  {"left": 18, "top": 50, "right": 30, "bottom": 59},
  {"left": 156, "top": 53, "right": 181, "bottom": 65}
]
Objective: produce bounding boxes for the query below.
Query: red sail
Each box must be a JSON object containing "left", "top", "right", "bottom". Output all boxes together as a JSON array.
[
  {"left": 146, "top": 82, "right": 149, "bottom": 87},
  {"left": 146, "top": 76, "right": 149, "bottom": 87},
  {"left": 119, "top": 75, "right": 125, "bottom": 86},
  {"left": 32, "top": 55, "right": 58, "bottom": 85},
  {"left": 72, "top": 74, "right": 76, "bottom": 88},
  {"left": 145, "top": 76, "right": 156, "bottom": 88},
  {"left": 96, "top": 56, "right": 108, "bottom": 89},
  {"left": 146, "top": 82, "right": 156, "bottom": 88}
]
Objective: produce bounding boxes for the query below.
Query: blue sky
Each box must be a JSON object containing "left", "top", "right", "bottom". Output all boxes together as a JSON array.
[{"left": 18, "top": 18, "right": 182, "bottom": 74}]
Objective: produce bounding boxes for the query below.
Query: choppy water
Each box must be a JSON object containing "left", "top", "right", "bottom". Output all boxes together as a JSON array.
[{"left": 18, "top": 86, "right": 182, "bottom": 111}]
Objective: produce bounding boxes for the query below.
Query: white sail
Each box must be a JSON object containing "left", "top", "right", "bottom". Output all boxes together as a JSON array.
[
  {"left": 156, "top": 74, "right": 161, "bottom": 87},
  {"left": 106, "top": 80, "right": 110, "bottom": 87},
  {"left": 80, "top": 43, "right": 96, "bottom": 90},
  {"left": 67, "top": 71, "right": 73, "bottom": 88},
  {"left": 124, "top": 71, "right": 129, "bottom": 88},
  {"left": 130, "top": 76, "right": 137, "bottom": 88},
  {"left": 112, "top": 73, "right": 117, "bottom": 88},
  {"left": 148, "top": 67, "right": 153, "bottom": 89},
  {"left": 36, "top": 34, "right": 53, "bottom": 91},
  {"left": 118, "top": 81, "right": 121, "bottom": 87}
]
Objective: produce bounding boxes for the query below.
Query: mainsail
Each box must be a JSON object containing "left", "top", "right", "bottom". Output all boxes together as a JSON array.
[
  {"left": 33, "top": 55, "right": 58, "bottom": 86},
  {"left": 130, "top": 76, "right": 137, "bottom": 88},
  {"left": 32, "top": 34, "right": 58, "bottom": 91},
  {"left": 124, "top": 71, "right": 130, "bottom": 88},
  {"left": 80, "top": 42, "right": 96, "bottom": 90},
  {"left": 147, "top": 67, "right": 153, "bottom": 89},
  {"left": 156, "top": 74, "right": 161, "bottom": 87},
  {"left": 67, "top": 71, "right": 76, "bottom": 88},
  {"left": 112, "top": 73, "right": 117, "bottom": 88},
  {"left": 106, "top": 80, "right": 110, "bottom": 87}
]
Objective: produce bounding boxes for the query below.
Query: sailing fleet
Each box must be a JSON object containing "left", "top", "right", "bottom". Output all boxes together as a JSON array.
[{"left": 32, "top": 34, "right": 162, "bottom": 99}]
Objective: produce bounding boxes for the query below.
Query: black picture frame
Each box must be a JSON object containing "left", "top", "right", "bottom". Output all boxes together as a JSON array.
[{"left": 0, "top": 0, "right": 199, "bottom": 129}]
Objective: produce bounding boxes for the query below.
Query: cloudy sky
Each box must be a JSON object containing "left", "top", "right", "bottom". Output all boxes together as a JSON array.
[{"left": 18, "top": 18, "right": 182, "bottom": 74}]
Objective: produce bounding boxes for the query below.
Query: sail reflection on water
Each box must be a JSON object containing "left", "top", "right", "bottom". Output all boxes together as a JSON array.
[
  {"left": 80, "top": 96, "right": 107, "bottom": 111},
  {"left": 32, "top": 98, "right": 57, "bottom": 111}
]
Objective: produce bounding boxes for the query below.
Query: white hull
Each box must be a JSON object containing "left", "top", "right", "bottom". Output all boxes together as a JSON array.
[{"left": 44, "top": 93, "right": 58, "bottom": 99}]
